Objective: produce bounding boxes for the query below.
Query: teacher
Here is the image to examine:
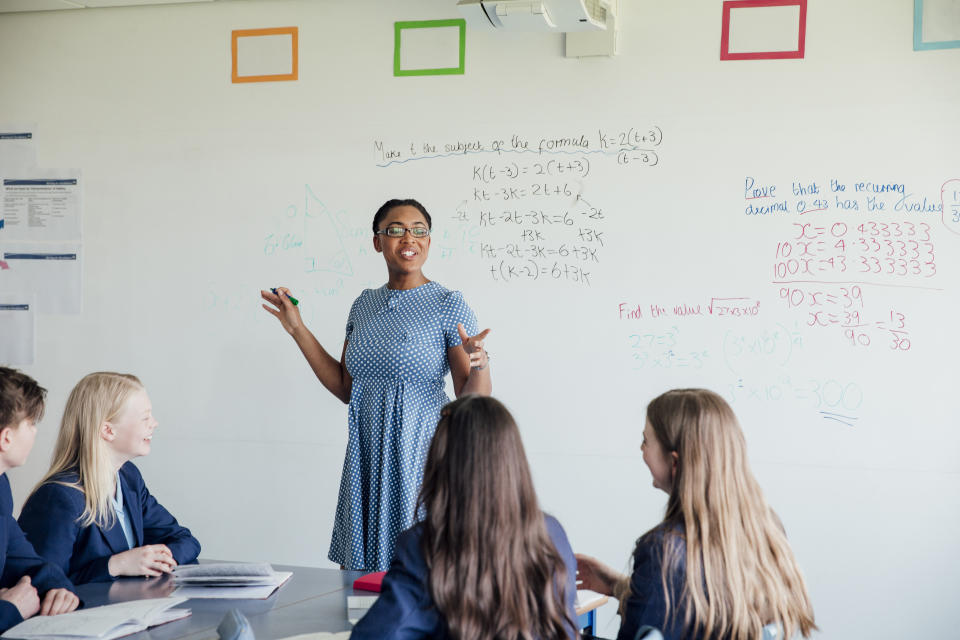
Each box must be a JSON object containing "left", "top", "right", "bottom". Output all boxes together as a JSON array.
[{"left": 261, "top": 198, "right": 492, "bottom": 571}]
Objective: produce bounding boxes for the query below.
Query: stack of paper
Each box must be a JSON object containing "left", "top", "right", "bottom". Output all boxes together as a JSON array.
[
  {"left": 0, "top": 597, "right": 189, "bottom": 640},
  {"left": 346, "top": 571, "right": 385, "bottom": 624},
  {"left": 172, "top": 563, "right": 293, "bottom": 599}
]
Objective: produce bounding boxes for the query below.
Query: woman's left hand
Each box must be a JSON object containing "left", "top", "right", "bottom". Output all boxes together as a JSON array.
[{"left": 457, "top": 324, "right": 490, "bottom": 370}]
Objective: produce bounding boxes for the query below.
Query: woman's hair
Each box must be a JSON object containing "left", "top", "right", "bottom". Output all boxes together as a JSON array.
[
  {"left": 32, "top": 372, "right": 145, "bottom": 528},
  {"left": 0, "top": 366, "right": 46, "bottom": 428},
  {"left": 417, "top": 395, "right": 572, "bottom": 640},
  {"left": 371, "top": 198, "right": 432, "bottom": 233},
  {"left": 639, "top": 388, "right": 817, "bottom": 640}
]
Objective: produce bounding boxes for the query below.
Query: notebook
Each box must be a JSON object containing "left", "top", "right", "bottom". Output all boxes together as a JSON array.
[{"left": 1, "top": 597, "right": 189, "bottom": 640}]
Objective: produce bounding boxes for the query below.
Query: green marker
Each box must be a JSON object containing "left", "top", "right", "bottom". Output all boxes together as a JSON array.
[{"left": 271, "top": 288, "right": 299, "bottom": 306}]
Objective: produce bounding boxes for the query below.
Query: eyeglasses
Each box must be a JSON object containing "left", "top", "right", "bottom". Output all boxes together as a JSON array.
[{"left": 376, "top": 226, "right": 431, "bottom": 238}]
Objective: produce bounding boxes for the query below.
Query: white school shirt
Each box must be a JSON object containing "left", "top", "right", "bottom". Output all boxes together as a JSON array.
[{"left": 111, "top": 471, "right": 136, "bottom": 550}]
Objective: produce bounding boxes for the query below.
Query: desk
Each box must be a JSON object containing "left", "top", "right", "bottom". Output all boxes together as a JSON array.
[
  {"left": 75, "top": 566, "right": 363, "bottom": 640},
  {"left": 74, "top": 567, "right": 607, "bottom": 640},
  {"left": 576, "top": 594, "right": 609, "bottom": 636}
]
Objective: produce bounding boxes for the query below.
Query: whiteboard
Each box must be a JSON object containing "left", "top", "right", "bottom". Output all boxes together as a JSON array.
[{"left": 0, "top": 1, "right": 957, "bottom": 638}]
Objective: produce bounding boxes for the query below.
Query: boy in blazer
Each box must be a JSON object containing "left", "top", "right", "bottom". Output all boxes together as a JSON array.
[{"left": 0, "top": 367, "right": 79, "bottom": 631}]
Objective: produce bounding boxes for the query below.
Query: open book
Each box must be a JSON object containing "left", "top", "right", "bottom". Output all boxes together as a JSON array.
[
  {"left": 1, "top": 597, "right": 189, "bottom": 640},
  {"left": 171, "top": 562, "right": 292, "bottom": 599},
  {"left": 172, "top": 562, "right": 279, "bottom": 585}
]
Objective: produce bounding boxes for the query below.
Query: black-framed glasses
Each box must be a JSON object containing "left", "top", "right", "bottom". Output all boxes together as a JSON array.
[{"left": 376, "top": 226, "right": 430, "bottom": 238}]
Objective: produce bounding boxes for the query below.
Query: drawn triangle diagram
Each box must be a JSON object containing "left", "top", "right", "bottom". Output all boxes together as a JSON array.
[{"left": 303, "top": 185, "right": 354, "bottom": 277}]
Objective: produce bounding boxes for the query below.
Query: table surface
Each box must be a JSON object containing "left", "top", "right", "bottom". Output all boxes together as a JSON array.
[
  {"left": 74, "top": 565, "right": 365, "bottom": 640},
  {"left": 73, "top": 565, "right": 607, "bottom": 640}
]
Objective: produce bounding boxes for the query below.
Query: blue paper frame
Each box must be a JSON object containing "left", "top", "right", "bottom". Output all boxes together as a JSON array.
[{"left": 914, "top": 0, "right": 960, "bottom": 51}]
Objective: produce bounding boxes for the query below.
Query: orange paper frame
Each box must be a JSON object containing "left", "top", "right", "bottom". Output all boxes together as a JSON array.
[{"left": 231, "top": 27, "right": 299, "bottom": 83}]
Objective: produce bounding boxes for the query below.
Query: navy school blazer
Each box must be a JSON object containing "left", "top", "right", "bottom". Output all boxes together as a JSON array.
[
  {"left": 617, "top": 525, "right": 691, "bottom": 640},
  {"left": 17, "top": 462, "right": 200, "bottom": 584},
  {"left": 0, "top": 473, "right": 76, "bottom": 632},
  {"left": 351, "top": 514, "right": 579, "bottom": 640}
]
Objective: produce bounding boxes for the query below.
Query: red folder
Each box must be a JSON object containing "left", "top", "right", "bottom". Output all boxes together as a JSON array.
[{"left": 352, "top": 571, "right": 386, "bottom": 592}]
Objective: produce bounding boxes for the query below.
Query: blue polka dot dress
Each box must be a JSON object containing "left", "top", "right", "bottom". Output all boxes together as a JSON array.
[{"left": 328, "top": 281, "right": 479, "bottom": 571}]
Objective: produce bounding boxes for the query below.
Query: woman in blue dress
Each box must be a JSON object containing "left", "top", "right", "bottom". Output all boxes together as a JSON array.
[{"left": 261, "top": 199, "right": 492, "bottom": 571}]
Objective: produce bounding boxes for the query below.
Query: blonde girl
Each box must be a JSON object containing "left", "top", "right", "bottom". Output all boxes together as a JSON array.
[
  {"left": 577, "top": 389, "right": 816, "bottom": 640},
  {"left": 19, "top": 372, "right": 200, "bottom": 583}
]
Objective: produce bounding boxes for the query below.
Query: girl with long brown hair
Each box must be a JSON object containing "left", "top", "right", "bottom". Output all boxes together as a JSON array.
[
  {"left": 351, "top": 395, "right": 577, "bottom": 640},
  {"left": 577, "top": 389, "right": 816, "bottom": 640}
]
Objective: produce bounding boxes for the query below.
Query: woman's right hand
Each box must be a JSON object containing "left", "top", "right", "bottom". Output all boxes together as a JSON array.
[
  {"left": 575, "top": 553, "right": 625, "bottom": 597},
  {"left": 261, "top": 287, "right": 304, "bottom": 335},
  {"left": 108, "top": 544, "right": 177, "bottom": 577},
  {"left": 0, "top": 575, "right": 40, "bottom": 620}
]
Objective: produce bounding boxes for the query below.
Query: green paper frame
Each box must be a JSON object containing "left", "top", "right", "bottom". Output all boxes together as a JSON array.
[{"left": 393, "top": 19, "right": 466, "bottom": 77}]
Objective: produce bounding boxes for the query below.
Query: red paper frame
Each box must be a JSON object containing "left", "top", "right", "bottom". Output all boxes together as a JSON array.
[{"left": 720, "top": 0, "right": 807, "bottom": 61}]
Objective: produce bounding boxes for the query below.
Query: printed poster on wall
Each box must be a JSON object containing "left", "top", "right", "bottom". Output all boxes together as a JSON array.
[
  {"left": 0, "top": 243, "right": 82, "bottom": 314},
  {"left": 0, "top": 170, "right": 82, "bottom": 241},
  {"left": 0, "top": 293, "right": 36, "bottom": 365},
  {"left": 0, "top": 124, "right": 37, "bottom": 177}
]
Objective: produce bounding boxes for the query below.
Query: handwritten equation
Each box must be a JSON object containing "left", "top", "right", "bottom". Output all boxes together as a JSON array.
[
  {"left": 617, "top": 297, "right": 761, "bottom": 320},
  {"left": 777, "top": 285, "right": 911, "bottom": 350},
  {"left": 375, "top": 126, "right": 664, "bottom": 287},
  {"left": 374, "top": 127, "right": 663, "bottom": 166},
  {"left": 627, "top": 326, "right": 710, "bottom": 370},
  {"left": 945, "top": 179, "right": 960, "bottom": 234},
  {"left": 773, "top": 220, "right": 937, "bottom": 281},
  {"left": 623, "top": 323, "right": 861, "bottom": 426},
  {"left": 471, "top": 159, "right": 591, "bottom": 183},
  {"left": 727, "top": 375, "right": 863, "bottom": 427},
  {"left": 744, "top": 175, "right": 956, "bottom": 351}
]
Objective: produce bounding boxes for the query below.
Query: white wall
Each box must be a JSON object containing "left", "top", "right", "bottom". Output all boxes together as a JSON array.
[{"left": 1, "top": 1, "right": 958, "bottom": 637}]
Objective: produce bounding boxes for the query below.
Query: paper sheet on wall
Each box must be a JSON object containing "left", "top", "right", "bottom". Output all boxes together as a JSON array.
[
  {"left": 1, "top": 170, "right": 82, "bottom": 241},
  {"left": 920, "top": 0, "right": 960, "bottom": 43},
  {"left": 0, "top": 124, "right": 37, "bottom": 176},
  {"left": 0, "top": 293, "right": 36, "bottom": 364},
  {"left": 0, "top": 243, "right": 82, "bottom": 314}
]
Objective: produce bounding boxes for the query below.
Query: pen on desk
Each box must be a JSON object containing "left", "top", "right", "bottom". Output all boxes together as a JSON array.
[{"left": 271, "top": 288, "right": 299, "bottom": 306}]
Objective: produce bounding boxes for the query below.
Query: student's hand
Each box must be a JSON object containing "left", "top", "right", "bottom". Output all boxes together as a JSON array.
[
  {"left": 261, "top": 287, "right": 304, "bottom": 335},
  {"left": 575, "top": 553, "right": 625, "bottom": 597},
  {"left": 39, "top": 588, "right": 79, "bottom": 616},
  {"left": 109, "top": 544, "right": 177, "bottom": 577},
  {"left": 0, "top": 575, "right": 40, "bottom": 620},
  {"left": 457, "top": 324, "right": 491, "bottom": 370}
]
